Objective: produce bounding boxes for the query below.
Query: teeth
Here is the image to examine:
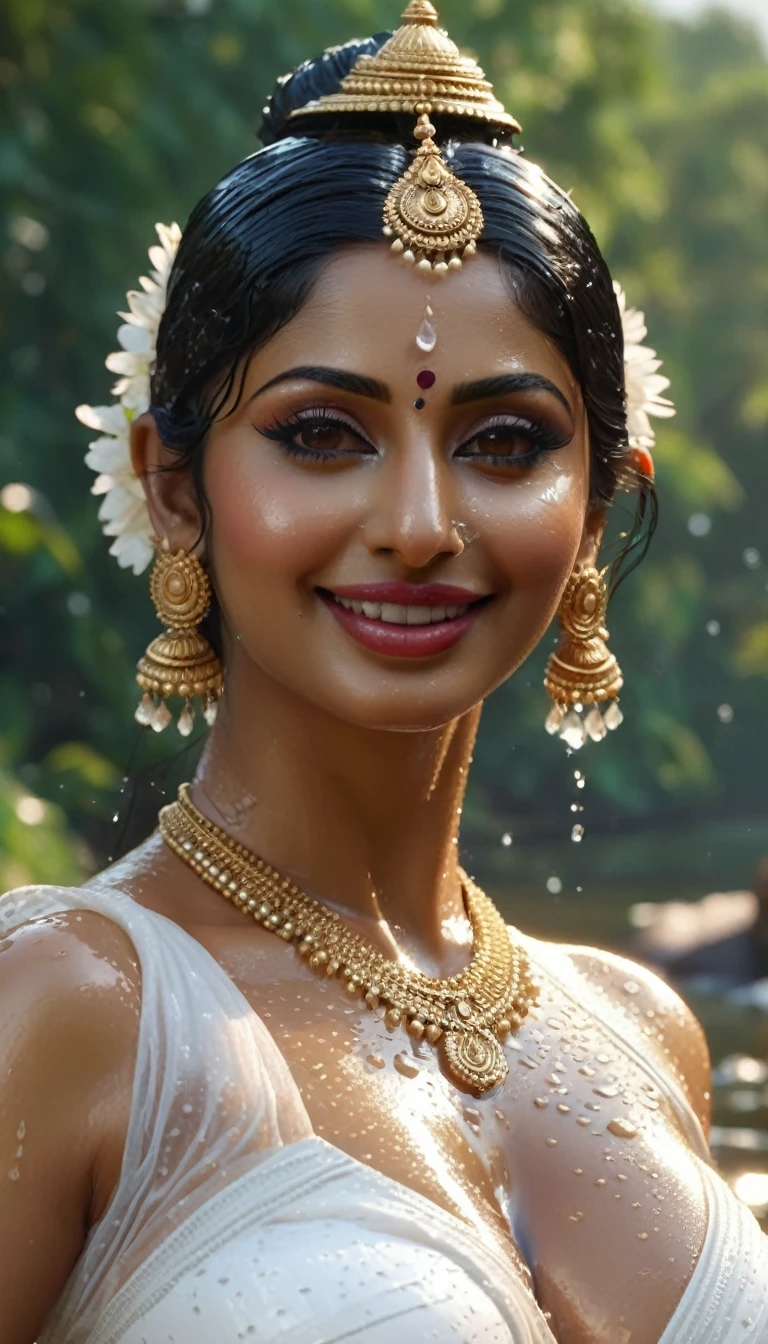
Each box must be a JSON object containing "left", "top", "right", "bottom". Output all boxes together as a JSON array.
[
  {"left": 406, "top": 606, "right": 432, "bottom": 625},
  {"left": 333, "top": 596, "right": 471, "bottom": 624}
]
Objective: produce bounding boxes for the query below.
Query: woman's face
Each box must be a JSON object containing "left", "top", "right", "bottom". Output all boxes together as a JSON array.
[{"left": 145, "top": 246, "right": 603, "bottom": 731}]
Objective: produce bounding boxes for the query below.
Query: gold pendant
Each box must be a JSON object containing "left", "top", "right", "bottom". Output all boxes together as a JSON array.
[{"left": 443, "top": 1027, "right": 509, "bottom": 1092}]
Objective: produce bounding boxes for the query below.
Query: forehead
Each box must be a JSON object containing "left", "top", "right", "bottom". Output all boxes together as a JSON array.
[{"left": 248, "top": 244, "right": 578, "bottom": 398}]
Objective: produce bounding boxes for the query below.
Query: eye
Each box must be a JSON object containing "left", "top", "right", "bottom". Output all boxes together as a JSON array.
[
  {"left": 258, "top": 407, "right": 375, "bottom": 462},
  {"left": 295, "top": 422, "right": 349, "bottom": 453},
  {"left": 456, "top": 415, "right": 569, "bottom": 466}
]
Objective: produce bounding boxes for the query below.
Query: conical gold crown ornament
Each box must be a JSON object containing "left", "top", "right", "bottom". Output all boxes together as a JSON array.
[
  {"left": 290, "top": 2, "right": 520, "bottom": 273},
  {"left": 290, "top": 1, "right": 519, "bottom": 130}
]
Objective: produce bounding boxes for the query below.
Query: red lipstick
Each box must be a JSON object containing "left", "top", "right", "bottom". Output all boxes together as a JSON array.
[{"left": 318, "top": 582, "right": 490, "bottom": 659}]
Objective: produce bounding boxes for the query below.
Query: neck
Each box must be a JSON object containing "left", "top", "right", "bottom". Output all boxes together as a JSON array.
[{"left": 192, "top": 658, "right": 481, "bottom": 976}]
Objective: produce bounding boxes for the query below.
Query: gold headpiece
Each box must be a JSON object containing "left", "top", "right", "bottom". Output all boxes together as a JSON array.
[{"left": 289, "top": 1, "right": 520, "bottom": 274}]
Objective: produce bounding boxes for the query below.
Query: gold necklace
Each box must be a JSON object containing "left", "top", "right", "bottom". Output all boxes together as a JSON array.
[{"left": 159, "top": 784, "right": 539, "bottom": 1095}]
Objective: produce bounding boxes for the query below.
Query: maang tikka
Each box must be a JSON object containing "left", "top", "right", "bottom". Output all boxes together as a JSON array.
[
  {"left": 544, "top": 565, "right": 624, "bottom": 750},
  {"left": 135, "top": 541, "right": 223, "bottom": 736},
  {"left": 289, "top": 1, "right": 519, "bottom": 275}
]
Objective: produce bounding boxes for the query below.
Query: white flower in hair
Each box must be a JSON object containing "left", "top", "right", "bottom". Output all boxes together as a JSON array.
[
  {"left": 614, "top": 281, "right": 676, "bottom": 448},
  {"left": 76, "top": 222, "right": 181, "bottom": 575}
]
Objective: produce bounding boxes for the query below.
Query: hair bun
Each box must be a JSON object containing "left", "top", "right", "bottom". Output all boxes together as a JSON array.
[{"left": 259, "top": 33, "right": 391, "bottom": 146}]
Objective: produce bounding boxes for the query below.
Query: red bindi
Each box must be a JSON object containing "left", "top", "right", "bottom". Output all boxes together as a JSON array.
[{"left": 417, "top": 369, "right": 436, "bottom": 390}]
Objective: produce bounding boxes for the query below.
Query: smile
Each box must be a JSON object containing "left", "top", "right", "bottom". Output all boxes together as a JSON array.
[
  {"left": 331, "top": 596, "right": 470, "bottom": 625},
  {"left": 318, "top": 584, "right": 491, "bottom": 659}
]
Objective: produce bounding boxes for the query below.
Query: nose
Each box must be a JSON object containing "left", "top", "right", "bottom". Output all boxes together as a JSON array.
[{"left": 363, "top": 437, "right": 465, "bottom": 569}]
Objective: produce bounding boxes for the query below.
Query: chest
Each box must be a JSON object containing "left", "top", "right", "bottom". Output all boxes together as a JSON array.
[{"left": 196, "top": 923, "right": 709, "bottom": 1343}]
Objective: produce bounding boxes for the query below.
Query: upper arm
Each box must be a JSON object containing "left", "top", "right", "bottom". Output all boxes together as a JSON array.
[
  {"left": 0, "top": 903, "right": 141, "bottom": 1344},
  {"left": 563, "top": 944, "right": 712, "bottom": 1138}
]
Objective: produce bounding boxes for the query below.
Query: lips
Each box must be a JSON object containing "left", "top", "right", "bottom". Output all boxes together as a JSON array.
[{"left": 318, "top": 583, "right": 491, "bottom": 659}]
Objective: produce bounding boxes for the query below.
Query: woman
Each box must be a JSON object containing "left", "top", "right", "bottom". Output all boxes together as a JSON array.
[{"left": 2, "top": 5, "right": 766, "bottom": 1341}]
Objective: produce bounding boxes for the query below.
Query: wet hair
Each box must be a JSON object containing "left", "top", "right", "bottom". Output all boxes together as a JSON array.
[{"left": 151, "top": 33, "right": 657, "bottom": 618}]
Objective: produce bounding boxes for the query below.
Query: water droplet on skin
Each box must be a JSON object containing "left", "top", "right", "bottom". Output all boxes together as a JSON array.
[
  {"left": 579, "top": 1066, "right": 596, "bottom": 1078},
  {"left": 534, "top": 1097, "right": 549, "bottom": 1109},
  {"left": 557, "top": 1104, "right": 570, "bottom": 1114},
  {"left": 577, "top": 1116, "right": 590, "bottom": 1127},
  {"left": 594, "top": 1084, "right": 620, "bottom": 1098},
  {"left": 415, "top": 318, "right": 437, "bottom": 353},
  {"left": 586, "top": 1102, "right": 601, "bottom": 1112},
  {"left": 574, "top": 1167, "right": 584, "bottom": 1175},
  {"left": 632, "top": 1201, "right": 642, "bottom": 1209},
  {"left": 595, "top": 1178, "right": 607, "bottom": 1186},
  {"left": 546, "top": 1137, "right": 559, "bottom": 1147},
  {"left": 8, "top": 1167, "right": 20, "bottom": 1181},
  {"left": 16, "top": 1122, "right": 25, "bottom": 1141},
  {"left": 366, "top": 1053, "right": 385, "bottom": 1070},
  {"left": 393, "top": 1053, "right": 420, "bottom": 1078},
  {"left": 638, "top": 1231, "right": 649, "bottom": 1240},
  {"left": 607, "top": 1118, "right": 638, "bottom": 1139},
  {"left": 569, "top": 1211, "right": 584, "bottom": 1221}
]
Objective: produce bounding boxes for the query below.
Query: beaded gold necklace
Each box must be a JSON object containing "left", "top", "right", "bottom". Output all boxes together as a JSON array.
[{"left": 159, "top": 784, "right": 539, "bottom": 1094}]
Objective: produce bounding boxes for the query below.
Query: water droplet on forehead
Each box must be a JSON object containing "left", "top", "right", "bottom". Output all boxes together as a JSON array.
[{"left": 415, "top": 320, "right": 437, "bottom": 354}]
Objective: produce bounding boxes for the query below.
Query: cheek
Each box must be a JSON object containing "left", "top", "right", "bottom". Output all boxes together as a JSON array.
[
  {"left": 203, "top": 433, "right": 355, "bottom": 589},
  {"left": 468, "top": 455, "right": 589, "bottom": 595}
]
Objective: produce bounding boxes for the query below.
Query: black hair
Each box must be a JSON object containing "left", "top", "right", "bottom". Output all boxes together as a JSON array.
[{"left": 151, "top": 33, "right": 657, "bottom": 631}]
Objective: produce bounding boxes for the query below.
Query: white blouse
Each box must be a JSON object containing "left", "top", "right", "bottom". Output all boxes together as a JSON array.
[{"left": 2, "top": 883, "right": 766, "bottom": 1344}]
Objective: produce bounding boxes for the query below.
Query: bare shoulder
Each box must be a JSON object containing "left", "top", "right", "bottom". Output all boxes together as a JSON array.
[
  {"left": 0, "top": 891, "right": 142, "bottom": 1341},
  {"left": 532, "top": 934, "right": 711, "bottom": 1136},
  {"left": 0, "top": 886, "right": 142, "bottom": 1093}
]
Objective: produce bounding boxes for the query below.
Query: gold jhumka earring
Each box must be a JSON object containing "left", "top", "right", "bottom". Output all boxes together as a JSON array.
[
  {"left": 544, "top": 565, "right": 624, "bottom": 750},
  {"left": 289, "top": 0, "right": 519, "bottom": 274},
  {"left": 135, "top": 541, "right": 223, "bottom": 736}
]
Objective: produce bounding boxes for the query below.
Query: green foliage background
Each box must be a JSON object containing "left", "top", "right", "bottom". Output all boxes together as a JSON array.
[{"left": 1, "top": 0, "right": 767, "bottom": 895}]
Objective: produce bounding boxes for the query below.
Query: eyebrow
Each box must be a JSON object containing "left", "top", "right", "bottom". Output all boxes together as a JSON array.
[
  {"left": 249, "top": 365, "right": 390, "bottom": 404},
  {"left": 451, "top": 373, "right": 573, "bottom": 416}
]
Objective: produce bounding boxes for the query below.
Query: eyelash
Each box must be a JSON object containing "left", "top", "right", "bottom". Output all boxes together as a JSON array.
[
  {"left": 455, "top": 414, "right": 569, "bottom": 468},
  {"left": 258, "top": 407, "right": 568, "bottom": 469},
  {"left": 259, "top": 407, "right": 374, "bottom": 462}
]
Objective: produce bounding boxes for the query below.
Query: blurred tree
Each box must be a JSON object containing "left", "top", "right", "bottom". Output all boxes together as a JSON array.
[{"left": 0, "top": 0, "right": 766, "bottom": 885}]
